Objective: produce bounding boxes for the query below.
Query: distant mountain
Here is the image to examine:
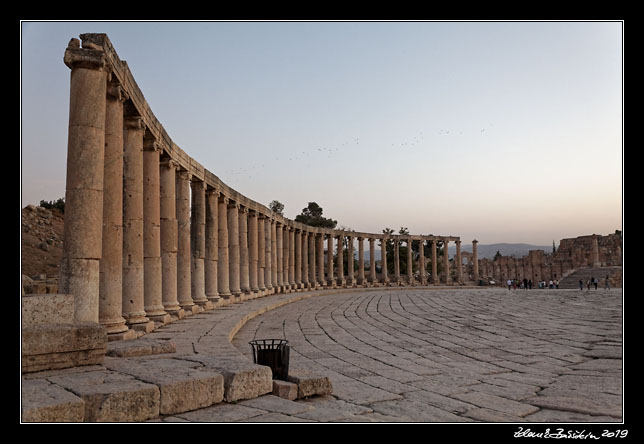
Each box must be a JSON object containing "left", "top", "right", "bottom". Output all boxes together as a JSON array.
[
  {"left": 449, "top": 243, "right": 552, "bottom": 260},
  {"left": 360, "top": 243, "right": 551, "bottom": 261}
]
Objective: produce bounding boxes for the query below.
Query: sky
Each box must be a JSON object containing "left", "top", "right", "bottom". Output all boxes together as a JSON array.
[{"left": 20, "top": 21, "right": 623, "bottom": 247}]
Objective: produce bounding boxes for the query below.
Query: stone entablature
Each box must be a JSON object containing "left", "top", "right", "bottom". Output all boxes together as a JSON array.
[{"left": 52, "top": 33, "right": 464, "bottom": 346}]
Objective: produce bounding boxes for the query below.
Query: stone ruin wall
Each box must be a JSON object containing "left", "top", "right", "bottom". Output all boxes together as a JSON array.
[{"left": 474, "top": 232, "right": 622, "bottom": 286}]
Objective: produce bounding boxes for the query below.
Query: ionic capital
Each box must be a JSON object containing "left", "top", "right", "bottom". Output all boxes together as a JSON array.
[
  {"left": 143, "top": 139, "right": 161, "bottom": 152},
  {"left": 124, "top": 116, "right": 145, "bottom": 131},
  {"left": 64, "top": 39, "right": 106, "bottom": 70},
  {"left": 176, "top": 169, "right": 191, "bottom": 181},
  {"left": 160, "top": 159, "right": 179, "bottom": 170},
  {"left": 107, "top": 83, "right": 129, "bottom": 103}
]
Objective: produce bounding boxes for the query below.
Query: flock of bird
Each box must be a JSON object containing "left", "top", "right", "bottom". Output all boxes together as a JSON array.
[{"left": 222, "top": 125, "right": 493, "bottom": 180}]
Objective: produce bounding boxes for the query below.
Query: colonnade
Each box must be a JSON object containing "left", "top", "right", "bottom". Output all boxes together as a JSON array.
[{"left": 59, "top": 34, "right": 468, "bottom": 341}]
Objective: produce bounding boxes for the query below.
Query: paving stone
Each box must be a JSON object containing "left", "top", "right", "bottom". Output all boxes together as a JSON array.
[
  {"left": 525, "top": 395, "right": 622, "bottom": 419},
  {"left": 239, "top": 394, "right": 313, "bottom": 415},
  {"left": 47, "top": 369, "right": 160, "bottom": 422},
  {"left": 272, "top": 380, "right": 299, "bottom": 400},
  {"left": 21, "top": 378, "right": 85, "bottom": 422},
  {"left": 106, "top": 338, "right": 176, "bottom": 357},
  {"left": 287, "top": 369, "right": 333, "bottom": 398},
  {"left": 103, "top": 357, "right": 224, "bottom": 415}
]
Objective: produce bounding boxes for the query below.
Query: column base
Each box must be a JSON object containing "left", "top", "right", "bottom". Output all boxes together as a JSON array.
[
  {"left": 148, "top": 312, "right": 172, "bottom": 326},
  {"left": 128, "top": 320, "right": 155, "bottom": 335},
  {"left": 107, "top": 328, "right": 137, "bottom": 342},
  {"left": 166, "top": 308, "right": 186, "bottom": 321}
]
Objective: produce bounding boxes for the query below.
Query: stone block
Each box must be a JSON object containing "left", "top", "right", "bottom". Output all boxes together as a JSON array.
[
  {"left": 181, "top": 355, "right": 273, "bottom": 402},
  {"left": 103, "top": 357, "right": 224, "bottom": 415},
  {"left": 21, "top": 378, "right": 85, "bottom": 422},
  {"left": 22, "top": 322, "right": 107, "bottom": 373},
  {"left": 287, "top": 370, "right": 333, "bottom": 399},
  {"left": 272, "top": 379, "right": 298, "bottom": 401},
  {"left": 22, "top": 294, "right": 74, "bottom": 326},
  {"left": 48, "top": 369, "right": 160, "bottom": 422},
  {"left": 106, "top": 338, "right": 176, "bottom": 357}
]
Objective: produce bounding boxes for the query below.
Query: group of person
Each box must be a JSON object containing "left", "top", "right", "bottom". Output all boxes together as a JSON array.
[
  {"left": 505, "top": 278, "right": 557, "bottom": 290},
  {"left": 579, "top": 276, "right": 611, "bottom": 290}
]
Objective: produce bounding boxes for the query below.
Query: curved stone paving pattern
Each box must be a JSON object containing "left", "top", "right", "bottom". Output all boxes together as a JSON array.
[{"left": 230, "top": 288, "right": 622, "bottom": 423}]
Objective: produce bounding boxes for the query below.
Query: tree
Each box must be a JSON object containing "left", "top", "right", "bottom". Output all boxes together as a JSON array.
[
  {"left": 494, "top": 250, "right": 503, "bottom": 261},
  {"left": 295, "top": 202, "right": 337, "bottom": 228},
  {"left": 269, "top": 200, "right": 284, "bottom": 215},
  {"left": 39, "top": 197, "right": 65, "bottom": 213}
]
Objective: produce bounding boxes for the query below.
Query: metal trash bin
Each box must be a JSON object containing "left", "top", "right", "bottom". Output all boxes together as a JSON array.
[{"left": 249, "top": 339, "right": 290, "bottom": 380}]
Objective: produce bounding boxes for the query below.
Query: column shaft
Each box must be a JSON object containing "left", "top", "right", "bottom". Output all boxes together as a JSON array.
[
  {"left": 309, "top": 231, "right": 316, "bottom": 287},
  {"left": 239, "top": 207, "right": 250, "bottom": 294},
  {"left": 317, "top": 234, "right": 325, "bottom": 286},
  {"left": 100, "top": 82, "right": 129, "bottom": 336},
  {"left": 205, "top": 189, "right": 219, "bottom": 303},
  {"left": 394, "top": 238, "right": 400, "bottom": 284},
  {"left": 122, "top": 116, "right": 152, "bottom": 329},
  {"left": 264, "top": 218, "right": 273, "bottom": 291},
  {"left": 160, "top": 160, "right": 183, "bottom": 318},
  {"left": 249, "top": 211, "right": 259, "bottom": 293},
  {"left": 176, "top": 170, "right": 194, "bottom": 313},
  {"left": 217, "top": 197, "right": 231, "bottom": 298},
  {"left": 289, "top": 228, "right": 296, "bottom": 288},
  {"left": 431, "top": 240, "right": 438, "bottom": 284},
  {"left": 190, "top": 179, "right": 210, "bottom": 309},
  {"left": 60, "top": 44, "right": 107, "bottom": 323},
  {"left": 326, "top": 235, "right": 334, "bottom": 287},
  {"left": 143, "top": 139, "right": 169, "bottom": 321},
  {"left": 358, "top": 238, "right": 365, "bottom": 285},
  {"left": 369, "top": 238, "right": 376, "bottom": 284},
  {"left": 228, "top": 202, "right": 241, "bottom": 297},
  {"left": 337, "top": 235, "right": 344, "bottom": 286},
  {"left": 257, "top": 216, "right": 266, "bottom": 291},
  {"left": 295, "top": 230, "right": 302, "bottom": 288},
  {"left": 302, "top": 232, "right": 309, "bottom": 287},
  {"left": 407, "top": 239, "right": 413, "bottom": 284},
  {"left": 381, "top": 238, "right": 388, "bottom": 284},
  {"left": 443, "top": 240, "right": 451, "bottom": 284}
]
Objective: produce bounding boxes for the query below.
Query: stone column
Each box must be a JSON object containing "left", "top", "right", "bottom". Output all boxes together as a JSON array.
[
  {"left": 326, "top": 235, "right": 334, "bottom": 287},
  {"left": 228, "top": 202, "right": 241, "bottom": 298},
  {"left": 419, "top": 240, "right": 426, "bottom": 285},
  {"left": 264, "top": 218, "right": 273, "bottom": 292},
  {"left": 289, "top": 228, "right": 296, "bottom": 289},
  {"left": 239, "top": 207, "right": 250, "bottom": 296},
  {"left": 309, "top": 231, "right": 316, "bottom": 288},
  {"left": 217, "top": 196, "right": 231, "bottom": 300},
  {"left": 189, "top": 179, "right": 210, "bottom": 310},
  {"left": 176, "top": 169, "right": 196, "bottom": 314},
  {"left": 455, "top": 240, "right": 462, "bottom": 284},
  {"left": 302, "top": 231, "right": 309, "bottom": 288},
  {"left": 369, "top": 238, "right": 376, "bottom": 285},
  {"left": 295, "top": 229, "right": 303, "bottom": 289},
  {"left": 248, "top": 211, "right": 259, "bottom": 294},
  {"left": 271, "top": 219, "right": 278, "bottom": 291},
  {"left": 257, "top": 215, "right": 266, "bottom": 292},
  {"left": 431, "top": 239, "right": 438, "bottom": 284},
  {"left": 472, "top": 239, "right": 479, "bottom": 281},
  {"left": 122, "top": 116, "right": 154, "bottom": 332},
  {"left": 358, "top": 237, "right": 365, "bottom": 285},
  {"left": 394, "top": 238, "right": 401, "bottom": 285},
  {"left": 160, "top": 160, "right": 184, "bottom": 320},
  {"left": 143, "top": 138, "right": 170, "bottom": 323},
  {"left": 405, "top": 239, "right": 412, "bottom": 285},
  {"left": 60, "top": 40, "right": 107, "bottom": 324},
  {"left": 336, "top": 234, "right": 344, "bottom": 287},
  {"left": 99, "top": 79, "right": 131, "bottom": 338},
  {"left": 443, "top": 239, "right": 451, "bottom": 284},
  {"left": 282, "top": 225, "right": 289, "bottom": 292},
  {"left": 276, "top": 222, "right": 284, "bottom": 292},
  {"left": 317, "top": 234, "right": 325, "bottom": 287},
  {"left": 346, "top": 236, "right": 354, "bottom": 286},
  {"left": 592, "top": 235, "right": 601, "bottom": 267},
  {"left": 381, "top": 237, "right": 389, "bottom": 284},
  {"left": 205, "top": 189, "right": 219, "bottom": 304}
]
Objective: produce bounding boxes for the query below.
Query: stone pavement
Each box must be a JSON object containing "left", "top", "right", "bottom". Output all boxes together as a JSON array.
[{"left": 22, "top": 287, "right": 623, "bottom": 423}]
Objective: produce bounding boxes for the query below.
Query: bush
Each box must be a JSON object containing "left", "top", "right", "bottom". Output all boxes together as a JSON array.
[{"left": 39, "top": 197, "right": 65, "bottom": 213}]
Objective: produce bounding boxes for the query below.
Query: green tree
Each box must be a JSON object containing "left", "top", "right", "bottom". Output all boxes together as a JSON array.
[
  {"left": 269, "top": 200, "right": 284, "bottom": 215},
  {"left": 295, "top": 202, "right": 337, "bottom": 228},
  {"left": 39, "top": 197, "right": 65, "bottom": 213},
  {"left": 494, "top": 250, "right": 503, "bottom": 261}
]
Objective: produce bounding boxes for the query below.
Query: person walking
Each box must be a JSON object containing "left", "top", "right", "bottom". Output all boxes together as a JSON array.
[
  {"left": 507, "top": 279, "right": 512, "bottom": 290},
  {"left": 593, "top": 277, "right": 598, "bottom": 290},
  {"left": 579, "top": 279, "right": 583, "bottom": 290},
  {"left": 605, "top": 275, "right": 611, "bottom": 290}
]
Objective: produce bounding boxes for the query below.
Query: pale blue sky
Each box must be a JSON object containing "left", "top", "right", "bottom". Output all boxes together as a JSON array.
[{"left": 20, "top": 21, "right": 623, "bottom": 245}]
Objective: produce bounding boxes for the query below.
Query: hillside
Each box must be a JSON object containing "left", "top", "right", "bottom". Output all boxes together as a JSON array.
[{"left": 21, "top": 205, "right": 64, "bottom": 278}]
